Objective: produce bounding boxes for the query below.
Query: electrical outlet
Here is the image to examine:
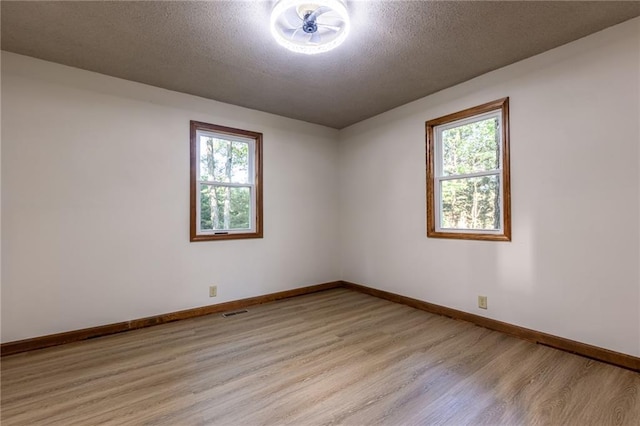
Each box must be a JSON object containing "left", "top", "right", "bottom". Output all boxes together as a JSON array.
[
  {"left": 478, "top": 295, "right": 488, "bottom": 309},
  {"left": 209, "top": 286, "right": 217, "bottom": 297}
]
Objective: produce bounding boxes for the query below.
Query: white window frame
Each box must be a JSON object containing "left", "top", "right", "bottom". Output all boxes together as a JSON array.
[
  {"left": 195, "top": 130, "right": 256, "bottom": 235},
  {"left": 433, "top": 110, "right": 503, "bottom": 234},
  {"left": 426, "top": 98, "right": 511, "bottom": 241}
]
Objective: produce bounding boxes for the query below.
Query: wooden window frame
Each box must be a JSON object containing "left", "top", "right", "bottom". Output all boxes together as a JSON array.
[
  {"left": 426, "top": 97, "right": 511, "bottom": 241},
  {"left": 190, "top": 121, "right": 263, "bottom": 242}
]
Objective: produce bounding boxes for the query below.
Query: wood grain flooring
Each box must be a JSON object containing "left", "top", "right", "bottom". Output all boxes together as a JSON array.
[{"left": 1, "top": 288, "right": 639, "bottom": 425}]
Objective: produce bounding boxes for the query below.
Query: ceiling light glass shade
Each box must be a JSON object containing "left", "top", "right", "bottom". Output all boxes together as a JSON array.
[{"left": 270, "top": 0, "right": 350, "bottom": 55}]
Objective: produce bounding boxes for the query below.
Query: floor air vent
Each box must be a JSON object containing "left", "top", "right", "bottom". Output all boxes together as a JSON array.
[{"left": 222, "top": 309, "right": 249, "bottom": 318}]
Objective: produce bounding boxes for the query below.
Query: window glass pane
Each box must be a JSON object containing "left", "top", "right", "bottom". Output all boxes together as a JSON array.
[
  {"left": 200, "top": 185, "right": 251, "bottom": 231},
  {"left": 440, "top": 175, "right": 501, "bottom": 230},
  {"left": 442, "top": 117, "right": 499, "bottom": 176},
  {"left": 199, "top": 136, "right": 249, "bottom": 183}
]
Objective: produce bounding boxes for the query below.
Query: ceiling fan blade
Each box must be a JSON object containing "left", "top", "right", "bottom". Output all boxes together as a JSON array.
[
  {"left": 282, "top": 28, "right": 300, "bottom": 38},
  {"left": 309, "top": 32, "right": 321, "bottom": 44},
  {"left": 317, "top": 24, "right": 340, "bottom": 32},
  {"left": 308, "top": 6, "right": 331, "bottom": 21},
  {"left": 283, "top": 7, "right": 302, "bottom": 28}
]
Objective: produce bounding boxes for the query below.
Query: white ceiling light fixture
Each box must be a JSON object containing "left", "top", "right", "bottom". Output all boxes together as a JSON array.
[{"left": 270, "top": 0, "right": 350, "bottom": 55}]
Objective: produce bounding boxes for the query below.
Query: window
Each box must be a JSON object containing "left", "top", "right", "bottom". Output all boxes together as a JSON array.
[
  {"left": 426, "top": 98, "right": 511, "bottom": 241},
  {"left": 190, "top": 121, "right": 263, "bottom": 241}
]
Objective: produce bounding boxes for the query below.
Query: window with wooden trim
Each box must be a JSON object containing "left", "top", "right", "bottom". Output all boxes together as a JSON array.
[
  {"left": 190, "top": 121, "right": 263, "bottom": 242},
  {"left": 426, "top": 98, "right": 511, "bottom": 241}
]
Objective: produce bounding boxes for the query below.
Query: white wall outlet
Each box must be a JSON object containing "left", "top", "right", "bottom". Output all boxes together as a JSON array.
[
  {"left": 478, "top": 295, "right": 488, "bottom": 309},
  {"left": 209, "top": 286, "right": 217, "bottom": 297}
]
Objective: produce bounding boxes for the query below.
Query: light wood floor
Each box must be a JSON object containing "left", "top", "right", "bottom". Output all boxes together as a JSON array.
[{"left": 1, "top": 288, "right": 639, "bottom": 425}]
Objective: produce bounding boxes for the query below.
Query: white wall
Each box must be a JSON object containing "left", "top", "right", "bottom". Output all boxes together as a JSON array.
[
  {"left": 1, "top": 52, "right": 340, "bottom": 342},
  {"left": 3, "top": 18, "right": 640, "bottom": 358},
  {"left": 338, "top": 18, "right": 640, "bottom": 357}
]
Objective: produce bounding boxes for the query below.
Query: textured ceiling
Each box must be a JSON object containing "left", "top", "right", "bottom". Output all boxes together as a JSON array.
[{"left": 2, "top": 1, "right": 639, "bottom": 129}]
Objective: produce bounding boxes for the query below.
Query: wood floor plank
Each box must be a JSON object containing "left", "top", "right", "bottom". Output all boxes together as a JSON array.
[{"left": 2, "top": 288, "right": 639, "bottom": 425}]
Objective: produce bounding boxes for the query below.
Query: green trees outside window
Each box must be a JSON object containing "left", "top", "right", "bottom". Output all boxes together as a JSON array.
[{"left": 198, "top": 137, "right": 250, "bottom": 231}]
